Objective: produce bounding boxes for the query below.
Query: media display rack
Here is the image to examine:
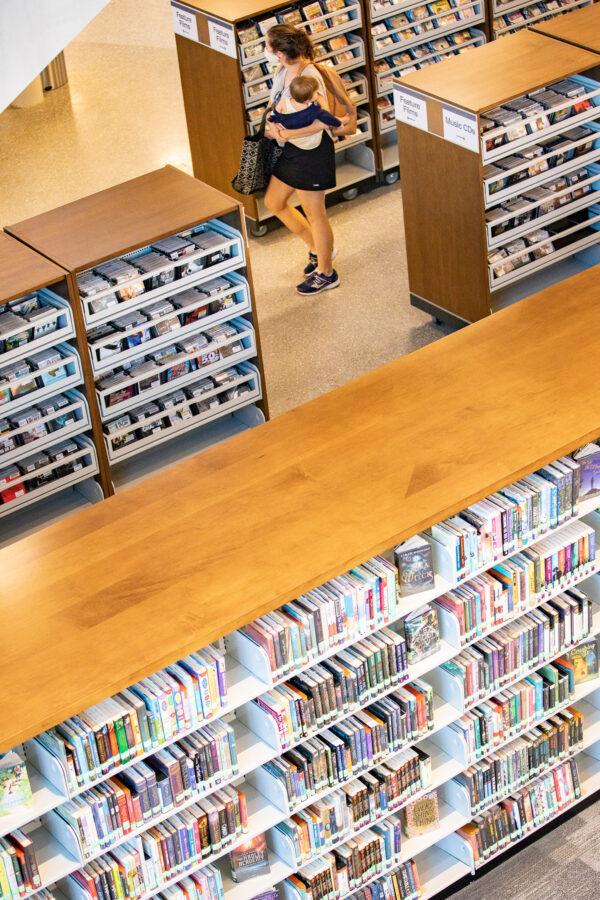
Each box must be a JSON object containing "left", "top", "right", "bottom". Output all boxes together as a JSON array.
[
  {"left": 172, "top": 0, "right": 378, "bottom": 235},
  {"left": 365, "top": 0, "right": 487, "bottom": 178},
  {"left": 6, "top": 167, "right": 269, "bottom": 488},
  {"left": 0, "top": 267, "right": 599, "bottom": 899},
  {"left": 394, "top": 29, "right": 600, "bottom": 325},
  {"left": 531, "top": 1, "right": 600, "bottom": 53},
  {"left": 491, "top": 0, "right": 592, "bottom": 40},
  {"left": 0, "top": 234, "right": 107, "bottom": 546}
]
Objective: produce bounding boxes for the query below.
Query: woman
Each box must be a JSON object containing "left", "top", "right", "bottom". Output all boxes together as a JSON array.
[{"left": 263, "top": 24, "right": 340, "bottom": 296}]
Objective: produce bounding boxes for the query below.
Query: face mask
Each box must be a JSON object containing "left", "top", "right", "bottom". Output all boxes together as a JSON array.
[{"left": 264, "top": 49, "right": 280, "bottom": 67}]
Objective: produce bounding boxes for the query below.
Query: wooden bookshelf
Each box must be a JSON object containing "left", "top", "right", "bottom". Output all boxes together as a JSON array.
[
  {"left": 6, "top": 166, "right": 269, "bottom": 490},
  {"left": 531, "top": 2, "right": 600, "bottom": 53},
  {"left": 0, "top": 266, "right": 599, "bottom": 899},
  {"left": 172, "top": 0, "right": 378, "bottom": 234},
  {"left": 1, "top": 264, "right": 599, "bottom": 752},
  {"left": 0, "top": 233, "right": 110, "bottom": 544},
  {"left": 394, "top": 30, "right": 600, "bottom": 324}
]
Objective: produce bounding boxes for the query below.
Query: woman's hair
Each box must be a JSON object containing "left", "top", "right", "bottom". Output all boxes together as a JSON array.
[
  {"left": 267, "top": 24, "right": 315, "bottom": 61},
  {"left": 290, "top": 75, "right": 319, "bottom": 103}
]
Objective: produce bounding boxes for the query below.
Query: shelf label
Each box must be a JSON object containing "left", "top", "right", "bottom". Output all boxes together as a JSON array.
[
  {"left": 207, "top": 17, "right": 237, "bottom": 58},
  {"left": 394, "top": 85, "right": 428, "bottom": 131},
  {"left": 171, "top": 1, "right": 198, "bottom": 41},
  {"left": 442, "top": 103, "right": 478, "bottom": 153}
]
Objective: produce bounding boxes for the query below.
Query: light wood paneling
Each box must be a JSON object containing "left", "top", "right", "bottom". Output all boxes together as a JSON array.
[
  {"left": 397, "top": 122, "right": 491, "bottom": 322},
  {"left": 399, "top": 30, "right": 598, "bottom": 112},
  {"left": 6, "top": 166, "right": 240, "bottom": 273},
  {"left": 0, "top": 268, "right": 599, "bottom": 751},
  {"left": 0, "top": 232, "right": 67, "bottom": 304},
  {"left": 531, "top": 5, "right": 600, "bottom": 54}
]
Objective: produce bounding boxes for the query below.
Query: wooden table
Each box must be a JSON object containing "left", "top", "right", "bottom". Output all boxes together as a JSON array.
[
  {"left": 1, "top": 267, "right": 599, "bottom": 752},
  {"left": 531, "top": 4, "right": 600, "bottom": 54}
]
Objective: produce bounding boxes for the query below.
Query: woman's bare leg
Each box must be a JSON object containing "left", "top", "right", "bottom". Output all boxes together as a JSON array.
[
  {"left": 264, "top": 176, "right": 314, "bottom": 248},
  {"left": 296, "top": 189, "right": 333, "bottom": 275}
]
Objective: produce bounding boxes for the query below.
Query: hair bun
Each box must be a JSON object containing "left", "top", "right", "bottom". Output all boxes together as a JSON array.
[{"left": 267, "top": 24, "right": 315, "bottom": 61}]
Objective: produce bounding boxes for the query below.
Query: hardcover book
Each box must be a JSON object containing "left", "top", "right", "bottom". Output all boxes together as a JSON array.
[
  {"left": 229, "top": 833, "right": 271, "bottom": 883},
  {"left": 404, "top": 604, "right": 440, "bottom": 665},
  {"left": 574, "top": 443, "right": 600, "bottom": 499},
  {"left": 402, "top": 791, "right": 440, "bottom": 837},
  {"left": 394, "top": 536, "right": 435, "bottom": 597},
  {"left": 0, "top": 751, "right": 33, "bottom": 815}
]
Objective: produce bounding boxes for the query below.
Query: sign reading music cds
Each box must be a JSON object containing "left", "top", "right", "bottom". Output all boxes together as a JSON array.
[
  {"left": 394, "top": 85, "right": 428, "bottom": 132},
  {"left": 442, "top": 103, "right": 478, "bottom": 152},
  {"left": 171, "top": 1, "right": 236, "bottom": 59}
]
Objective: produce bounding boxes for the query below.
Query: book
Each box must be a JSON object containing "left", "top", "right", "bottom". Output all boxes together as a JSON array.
[
  {"left": 403, "top": 605, "right": 440, "bottom": 665},
  {"left": 402, "top": 791, "right": 440, "bottom": 837},
  {"left": 574, "top": 443, "right": 600, "bottom": 499},
  {"left": 0, "top": 751, "right": 33, "bottom": 816},
  {"left": 563, "top": 638, "right": 599, "bottom": 684},
  {"left": 395, "top": 536, "right": 435, "bottom": 597},
  {"left": 229, "top": 833, "right": 270, "bottom": 883}
]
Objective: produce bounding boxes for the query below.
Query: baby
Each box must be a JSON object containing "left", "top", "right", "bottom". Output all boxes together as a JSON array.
[{"left": 269, "top": 75, "right": 349, "bottom": 150}]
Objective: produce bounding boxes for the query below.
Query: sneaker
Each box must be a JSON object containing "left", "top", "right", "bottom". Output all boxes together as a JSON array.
[
  {"left": 297, "top": 270, "right": 340, "bottom": 295},
  {"left": 304, "top": 248, "right": 338, "bottom": 275}
]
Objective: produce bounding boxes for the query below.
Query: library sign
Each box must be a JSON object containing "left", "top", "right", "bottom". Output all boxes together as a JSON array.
[
  {"left": 171, "top": 1, "right": 237, "bottom": 59},
  {"left": 394, "top": 84, "right": 478, "bottom": 153}
]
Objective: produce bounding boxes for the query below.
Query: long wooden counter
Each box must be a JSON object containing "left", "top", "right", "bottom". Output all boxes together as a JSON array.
[{"left": 1, "top": 268, "right": 599, "bottom": 752}]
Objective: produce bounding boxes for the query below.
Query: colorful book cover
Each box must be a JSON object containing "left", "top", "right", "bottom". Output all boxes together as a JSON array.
[
  {"left": 574, "top": 444, "right": 600, "bottom": 499},
  {"left": 229, "top": 833, "right": 271, "bottom": 883},
  {"left": 395, "top": 536, "right": 435, "bottom": 597},
  {"left": 564, "top": 639, "right": 599, "bottom": 684},
  {"left": 0, "top": 751, "right": 33, "bottom": 815}
]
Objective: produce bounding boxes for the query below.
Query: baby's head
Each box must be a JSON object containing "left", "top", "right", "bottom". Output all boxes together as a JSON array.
[{"left": 290, "top": 75, "right": 319, "bottom": 105}]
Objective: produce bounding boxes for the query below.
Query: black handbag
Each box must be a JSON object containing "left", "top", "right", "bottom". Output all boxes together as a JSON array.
[{"left": 231, "top": 102, "right": 283, "bottom": 196}]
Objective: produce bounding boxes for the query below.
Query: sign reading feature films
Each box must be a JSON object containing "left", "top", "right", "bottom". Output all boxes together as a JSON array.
[
  {"left": 171, "top": 1, "right": 237, "bottom": 59},
  {"left": 394, "top": 85, "right": 428, "bottom": 132}
]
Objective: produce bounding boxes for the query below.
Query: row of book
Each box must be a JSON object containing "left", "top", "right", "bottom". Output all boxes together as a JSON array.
[
  {"left": 352, "top": 859, "right": 422, "bottom": 900},
  {"left": 425, "top": 456, "right": 585, "bottom": 583},
  {"left": 453, "top": 705, "right": 583, "bottom": 812},
  {"left": 260, "top": 680, "right": 435, "bottom": 809},
  {"left": 0, "top": 829, "right": 41, "bottom": 898},
  {"left": 52, "top": 720, "right": 238, "bottom": 859},
  {"left": 447, "top": 659, "right": 581, "bottom": 761},
  {"left": 435, "top": 535, "right": 596, "bottom": 642},
  {"left": 239, "top": 555, "right": 399, "bottom": 680},
  {"left": 274, "top": 746, "right": 431, "bottom": 863},
  {"left": 492, "top": 0, "right": 589, "bottom": 36},
  {"left": 38, "top": 643, "right": 227, "bottom": 792},
  {"left": 251, "top": 627, "right": 414, "bottom": 750},
  {"left": 371, "top": 1, "right": 480, "bottom": 56},
  {"left": 76, "top": 229, "right": 231, "bottom": 314},
  {"left": 439, "top": 587, "right": 594, "bottom": 705},
  {"left": 456, "top": 757, "right": 581, "bottom": 865},
  {"left": 141, "top": 783, "right": 246, "bottom": 887}
]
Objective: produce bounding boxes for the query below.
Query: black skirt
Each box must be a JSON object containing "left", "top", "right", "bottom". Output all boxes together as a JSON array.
[{"left": 272, "top": 133, "right": 336, "bottom": 192}]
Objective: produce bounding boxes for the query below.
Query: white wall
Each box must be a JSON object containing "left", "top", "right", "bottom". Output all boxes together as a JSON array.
[{"left": 0, "top": 0, "right": 110, "bottom": 111}]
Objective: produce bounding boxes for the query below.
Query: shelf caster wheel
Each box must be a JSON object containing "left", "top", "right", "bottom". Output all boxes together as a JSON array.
[
  {"left": 249, "top": 221, "right": 268, "bottom": 238},
  {"left": 434, "top": 318, "right": 443, "bottom": 326},
  {"left": 342, "top": 187, "right": 359, "bottom": 201},
  {"left": 385, "top": 171, "right": 399, "bottom": 185}
]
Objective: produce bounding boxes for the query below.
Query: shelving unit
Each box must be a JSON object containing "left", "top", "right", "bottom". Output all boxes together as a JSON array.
[
  {"left": 491, "top": 0, "right": 592, "bottom": 39},
  {"left": 6, "top": 167, "right": 268, "bottom": 489},
  {"left": 365, "top": 0, "right": 488, "bottom": 179},
  {"left": 0, "top": 233, "right": 107, "bottom": 546},
  {"left": 172, "top": 0, "right": 378, "bottom": 235},
  {"left": 531, "top": 1, "right": 600, "bottom": 53},
  {"left": 0, "top": 267, "right": 599, "bottom": 899},
  {"left": 394, "top": 29, "right": 600, "bottom": 325}
]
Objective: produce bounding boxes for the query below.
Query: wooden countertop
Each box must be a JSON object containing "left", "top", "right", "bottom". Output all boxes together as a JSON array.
[
  {"left": 1, "top": 267, "right": 599, "bottom": 752},
  {"left": 5, "top": 166, "right": 240, "bottom": 274},
  {"left": 531, "top": 5, "right": 600, "bottom": 54},
  {"left": 0, "top": 232, "right": 67, "bottom": 305},
  {"left": 175, "top": 0, "right": 291, "bottom": 24},
  {"left": 397, "top": 30, "right": 599, "bottom": 113}
]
